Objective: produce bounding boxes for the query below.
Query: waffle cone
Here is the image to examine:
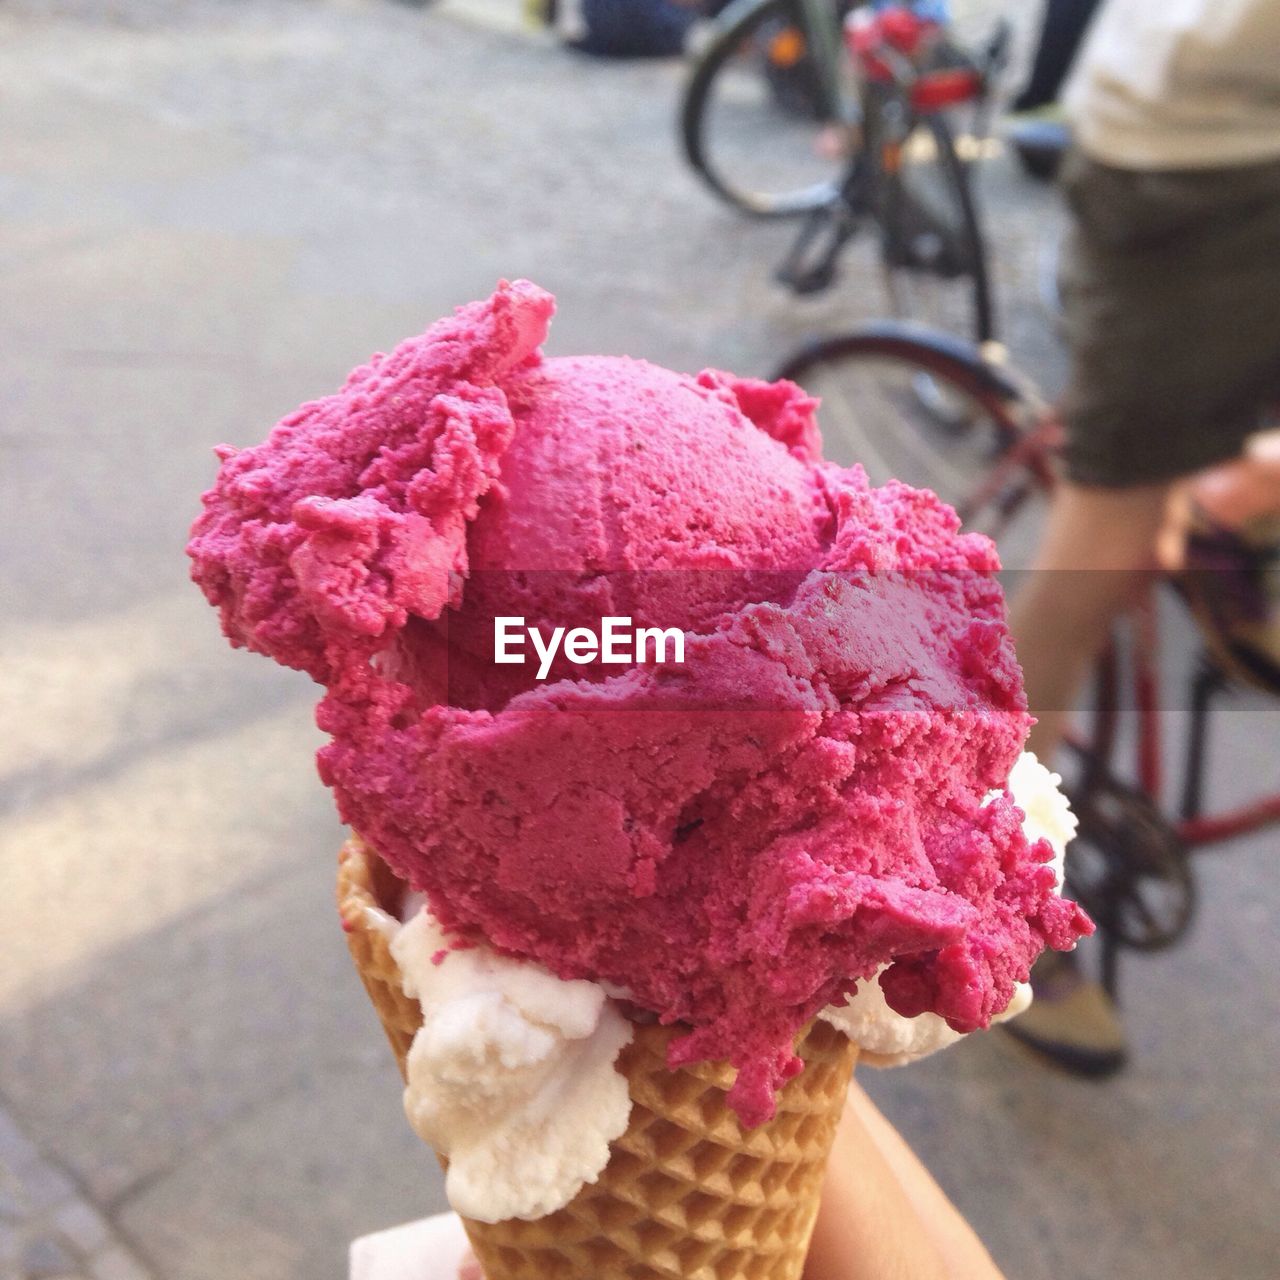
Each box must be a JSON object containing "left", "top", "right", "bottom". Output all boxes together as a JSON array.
[{"left": 338, "top": 834, "right": 857, "bottom": 1280}]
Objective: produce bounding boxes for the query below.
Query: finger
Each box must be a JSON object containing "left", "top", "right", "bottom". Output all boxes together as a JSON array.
[{"left": 458, "top": 1248, "right": 485, "bottom": 1280}]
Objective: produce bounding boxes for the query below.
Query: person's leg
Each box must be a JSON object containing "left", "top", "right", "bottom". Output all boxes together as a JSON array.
[
  {"left": 1002, "top": 481, "right": 1169, "bottom": 1077},
  {"left": 1010, "top": 480, "right": 1172, "bottom": 760},
  {"left": 1007, "top": 155, "right": 1280, "bottom": 1075}
]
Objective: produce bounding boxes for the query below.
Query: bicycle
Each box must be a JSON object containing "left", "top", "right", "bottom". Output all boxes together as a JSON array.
[
  {"left": 680, "top": 0, "right": 1010, "bottom": 343},
  {"left": 774, "top": 321, "right": 1280, "bottom": 999}
]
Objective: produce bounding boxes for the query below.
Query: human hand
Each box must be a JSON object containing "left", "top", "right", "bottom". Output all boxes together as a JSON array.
[
  {"left": 803, "top": 1082, "right": 1005, "bottom": 1280},
  {"left": 458, "top": 1248, "right": 484, "bottom": 1280}
]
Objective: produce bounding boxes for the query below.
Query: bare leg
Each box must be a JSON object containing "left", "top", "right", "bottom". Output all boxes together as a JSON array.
[
  {"left": 1002, "top": 482, "right": 1171, "bottom": 1074},
  {"left": 1009, "top": 481, "right": 1172, "bottom": 760}
]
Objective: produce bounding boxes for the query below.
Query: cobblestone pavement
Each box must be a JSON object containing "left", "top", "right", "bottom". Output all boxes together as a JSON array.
[
  {"left": 1, "top": 1106, "right": 149, "bottom": 1280},
  {"left": 0, "top": 2, "right": 1276, "bottom": 1279}
]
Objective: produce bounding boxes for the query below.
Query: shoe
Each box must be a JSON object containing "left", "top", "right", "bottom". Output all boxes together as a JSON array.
[{"left": 1001, "top": 950, "right": 1128, "bottom": 1078}]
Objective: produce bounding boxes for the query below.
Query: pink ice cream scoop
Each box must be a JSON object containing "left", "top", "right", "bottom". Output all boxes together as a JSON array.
[{"left": 189, "top": 281, "right": 1090, "bottom": 1125}]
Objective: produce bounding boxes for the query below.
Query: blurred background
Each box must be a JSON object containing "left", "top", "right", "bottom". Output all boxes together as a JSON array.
[{"left": 1, "top": 1, "right": 1276, "bottom": 1278}]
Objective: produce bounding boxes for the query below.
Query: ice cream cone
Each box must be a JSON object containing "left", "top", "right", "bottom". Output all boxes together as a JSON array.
[{"left": 337, "top": 835, "right": 857, "bottom": 1280}]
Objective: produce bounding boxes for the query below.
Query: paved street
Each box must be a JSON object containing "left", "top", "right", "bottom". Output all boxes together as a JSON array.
[{"left": 1, "top": 2, "right": 1276, "bottom": 1278}]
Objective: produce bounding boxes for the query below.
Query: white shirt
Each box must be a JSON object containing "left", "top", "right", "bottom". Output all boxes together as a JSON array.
[{"left": 1063, "top": 0, "right": 1280, "bottom": 169}]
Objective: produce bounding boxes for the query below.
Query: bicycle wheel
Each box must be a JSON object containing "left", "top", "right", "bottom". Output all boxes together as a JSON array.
[
  {"left": 776, "top": 324, "right": 1046, "bottom": 564},
  {"left": 681, "top": 0, "right": 859, "bottom": 217},
  {"left": 880, "top": 111, "right": 994, "bottom": 343}
]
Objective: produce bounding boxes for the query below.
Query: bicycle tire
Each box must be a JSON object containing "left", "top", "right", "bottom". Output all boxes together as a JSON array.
[
  {"left": 880, "top": 112, "right": 995, "bottom": 343},
  {"left": 681, "top": 0, "right": 857, "bottom": 218},
  {"left": 775, "top": 322, "right": 1044, "bottom": 557}
]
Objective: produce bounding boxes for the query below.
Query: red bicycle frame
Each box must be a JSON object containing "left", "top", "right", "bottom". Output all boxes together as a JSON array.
[
  {"left": 774, "top": 321, "right": 1280, "bottom": 852},
  {"left": 1030, "top": 421, "right": 1280, "bottom": 851},
  {"left": 1132, "top": 622, "right": 1280, "bottom": 847},
  {"left": 846, "top": 5, "right": 986, "bottom": 115}
]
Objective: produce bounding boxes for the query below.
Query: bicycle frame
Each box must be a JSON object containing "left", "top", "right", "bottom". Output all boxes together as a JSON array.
[
  {"left": 983, "top": 397, "right": 1280, "bottom": 997},
  {"left": 793, "top": 0, "right": 851, "bottom": 125},
  {"left": 809, "top": 19, "right": 997, "bottom": 336},
  {"left": 1018, "top": 417, "right": 1280, "bottom": 854},
  {"left": 1070, "top": 583, "right": 1280, "bottom": 996},
  {"left": 780, "top": 321, "right": 1280, "bottom": 856},
  {"left": 1122, "top": 622, "right": 1280, "bottom": 847}
]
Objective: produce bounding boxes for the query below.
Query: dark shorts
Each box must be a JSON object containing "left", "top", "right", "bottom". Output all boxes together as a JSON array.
[{"left": 1058, "top": 149, "right": 1280, "bottom": 487}]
